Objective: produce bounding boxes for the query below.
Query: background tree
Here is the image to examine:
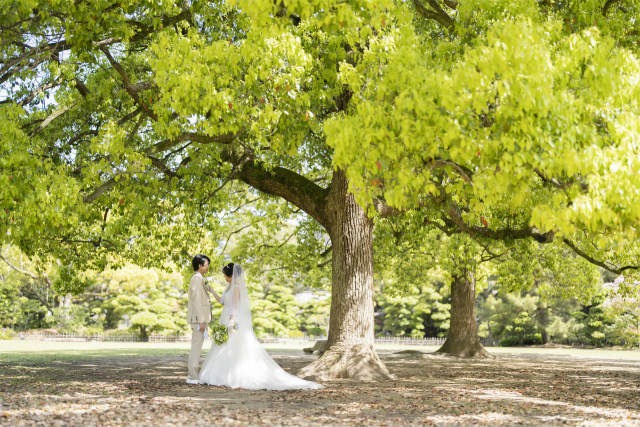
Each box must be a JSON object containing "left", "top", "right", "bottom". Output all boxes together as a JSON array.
[
  {"left": 603, "top": 279, "right": 640, "bottom": 348},
  {"left": 329, "top": 0, "right": 640, "bottom": 355},
  {"left": 0, "top": 246, "right": 59, "bottom": 330},
  {"left": 101, "top": 265, "right": 186, "bottom": 341},
  {"left": 374, "top": 216, "right": 451, "bottom": 338}
]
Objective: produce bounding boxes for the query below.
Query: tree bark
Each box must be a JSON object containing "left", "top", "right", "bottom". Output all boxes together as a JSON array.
[
  {"left": 437, "top": 271, "right": 489, "bottom": 358},
  {"left": 234, "top": 163, "right": 390, "bottom": 379},
  {"left": 298, "top": 170, "right": 392, "bottom": 380},
  {"left": 536, "top": 304, "right": 549, "bottom": 345}
]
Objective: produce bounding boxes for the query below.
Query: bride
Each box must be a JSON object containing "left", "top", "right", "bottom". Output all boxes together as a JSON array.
[{"left": 199, "top": 263, "right": 323, "bottom": 390}]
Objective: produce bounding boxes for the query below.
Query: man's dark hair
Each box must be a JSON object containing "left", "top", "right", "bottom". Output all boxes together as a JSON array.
[
  {"left": 222, "top": 262, "right": 234, "bottom": 277},
  {"left": 192, "top": 254, "right": 211, "bottom": 271}
]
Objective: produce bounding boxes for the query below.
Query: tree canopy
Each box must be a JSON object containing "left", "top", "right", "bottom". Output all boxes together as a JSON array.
[
  {"left": 328, "top": 0, "right": 640, "bottom": 277},
  {"left": 2, "top": 0, "right": 640, "bottom": 375}
]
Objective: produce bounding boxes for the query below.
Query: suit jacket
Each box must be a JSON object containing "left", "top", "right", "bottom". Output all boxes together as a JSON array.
[{"left": 187, "top": 272, "right": 211, "bottom": 324}]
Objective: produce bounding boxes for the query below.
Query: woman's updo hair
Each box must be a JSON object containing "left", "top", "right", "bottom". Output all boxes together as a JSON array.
[{"left": 222, "top": 262, "right": 234, "bottom": 278}]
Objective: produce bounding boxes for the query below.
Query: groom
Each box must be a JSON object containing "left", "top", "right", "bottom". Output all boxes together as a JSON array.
[{"left": 186, "top": 254, "right": 212, "bottom": 384}]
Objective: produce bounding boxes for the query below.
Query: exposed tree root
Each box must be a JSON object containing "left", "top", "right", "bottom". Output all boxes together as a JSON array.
[{"left": 298, "top": 342, "right": 394, "bottom": 381}]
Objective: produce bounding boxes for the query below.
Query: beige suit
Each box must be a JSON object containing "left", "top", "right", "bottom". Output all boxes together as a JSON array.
[{"left": 187, "top": 272, "right": 211, "bottom": 381}]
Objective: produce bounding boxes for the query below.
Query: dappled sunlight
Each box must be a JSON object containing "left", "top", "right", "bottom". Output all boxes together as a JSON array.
[
  {"left": 425, "top": 412, "right": 537, "bottom": 425},
  {"left": 472, "top": 388, "right": 639, "bottom": 419},
  {"left": 2, "top": 347, "right": 640, "bottom": 426}
]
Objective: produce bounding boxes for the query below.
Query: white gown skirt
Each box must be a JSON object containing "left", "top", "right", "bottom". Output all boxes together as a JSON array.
[{"left": 199, "top": 328, "right": 323, "bottom": 390}]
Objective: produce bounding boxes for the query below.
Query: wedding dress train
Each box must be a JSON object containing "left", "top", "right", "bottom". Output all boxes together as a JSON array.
[{"left": 199, "top": 265, "right": 322, "bottom": 390}]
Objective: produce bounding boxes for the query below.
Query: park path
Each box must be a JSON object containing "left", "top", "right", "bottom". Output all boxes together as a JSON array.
[{"left": 1, "top": 347, "right": 640, "bottom": 426}]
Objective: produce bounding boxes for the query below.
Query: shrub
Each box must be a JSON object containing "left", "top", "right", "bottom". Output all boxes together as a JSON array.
[{"left": 0, "top": 328, "right": 16, "bottom": 340}]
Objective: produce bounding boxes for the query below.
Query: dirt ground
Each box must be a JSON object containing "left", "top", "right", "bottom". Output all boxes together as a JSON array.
[{"left": 1, "top": 348, "right": 640, "bottom": 426}]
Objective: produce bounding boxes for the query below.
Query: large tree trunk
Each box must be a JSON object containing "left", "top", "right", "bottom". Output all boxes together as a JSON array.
[
  {"left": 236, "top": 163, "right": 390, "bottom": 380},
  {"left": 437, "top": 271, "right": 488, "bottom": 358},
  {"left": 299, "top": 170, "right": 392, "bottom": 381}
]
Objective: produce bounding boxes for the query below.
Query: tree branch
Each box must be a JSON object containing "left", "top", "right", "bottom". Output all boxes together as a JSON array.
[
  {"left": 603, "top": 0, "right": 622, "bottom": 16},
  {"left": 258, "top": 229, "right": 298, "bottom": 250},
  {"left": 562, "top": 238, "right": 639, "bottom": 275},
  {"left": 18, "top": 78, "right": 62, "bottom": 107},
  {"left": 148, "top": 131, "right": 238, "bottom": 154},
  {"left": 232, "top": 156, "right": 330, "bottom": 228},
  {"left": 29, "top": 103, "right": 76, "bottom": 136},
  {"left": 412, "top": 0, "right": 455, "bottom": 29},
  {"left": 219, "top": 224, "right": 253, "bottom": 255},
  {"left": 443, "top": 0, "right": 458, "bottom": 9},
  {"left": 98, "top": 45, "right": 158, "bottom": 121},
  {"left": 83, "top": 178, "right": 117, "bottom": 203},
  {"left": 440, "top": 202, "right": 554, "bottom": 243},
  {"left": 428, "top": 158, "right": 473, "bottom": 183},
  {"left": 0, "top": 253, "right": 44, "bottom": 282},
  {"left": 373, "top": 199, "right": 403, "bottom": 218}
]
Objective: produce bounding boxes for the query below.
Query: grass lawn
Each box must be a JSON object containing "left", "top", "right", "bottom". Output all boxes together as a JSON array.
[{"left": 1, "top": 339, "right": 640, "bottom": 426}]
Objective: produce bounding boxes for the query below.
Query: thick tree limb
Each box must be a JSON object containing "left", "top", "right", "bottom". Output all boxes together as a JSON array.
[
  {"left": 374, "top": 199, "right": 403, "bottom": 218},
  {"left": 18, "top": 78, "right": 62, "bottom": 106},
  {"left": 146, "top": 156, "right": 177, "bottom": 178},
  {"left": 429, "top": 158, "right": 473, "bottom": 183},
  {"left": 128, "top": 9, "right": 194, "bottom": 44},
  {"left": 117, "top": 106, "right": 143, "bottom": 125},
  {"left": 74, "top": 78, "right": 90, "bottom": 98},
  {"left": 83, "top": 178, "right": 117, "bottom": 203},
  {"left": 435, "top": 200, "right": 639, "bottom": 274},
  {"left": 233, "top": 157, "right": 330, "bottom": 228},
  {"left": 412, "top": 0, "right": 455, "bottom": 29},
  {"left": 443, "top": 0, "right": 458, "bottom": 9},
  {"left": 0, "top": 39, "right": 70, "bottom": 85},
  {"left": 440, "top": 202, "right": 554, "bottom": 242},
  {"left": 603, "top": 0, "right": 622, "bottom": 16}
]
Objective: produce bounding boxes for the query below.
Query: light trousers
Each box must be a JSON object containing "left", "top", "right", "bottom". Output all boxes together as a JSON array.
[{"left": 188, "top": 324, "right": 205, "bottom": 380}]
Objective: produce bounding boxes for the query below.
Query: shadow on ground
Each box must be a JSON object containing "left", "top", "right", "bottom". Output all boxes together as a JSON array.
[{"left": 1, "top": 349, "right": 640, "bottom": 426}]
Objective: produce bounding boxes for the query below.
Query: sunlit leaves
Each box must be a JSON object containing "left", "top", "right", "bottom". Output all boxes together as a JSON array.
[{"left": 329, "top": 5, "right": 640, "bottom": 244}]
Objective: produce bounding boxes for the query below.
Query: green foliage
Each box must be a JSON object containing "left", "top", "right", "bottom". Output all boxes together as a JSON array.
[
  {"left": 376, "top": 290, "right": 442, "bottom": 338},
  {"left": 298, "top": 296, "right": 330, "bottom": 336},
  {"left": 0, "top": 248, "right": 59, "bottom": 330},
  {"left": 0, "top": 277, "right": 22, "bottom": 328},
  {"left": 2, "top": 1, "right": 639, "bottom": 353},
  {"left": 0, "top": 328, "right": 16, "bottom": 340},
  {"left": 571, "top": 293, "right": 611, "bottom": 346},
  {"left": 98, "top": 265, "right": 187, "bottom": 340},
  {"left": 0, "top": 0, "right": 394, "bottom": 273},
  {"left": 373, "top": 215, "right": 451, "bottom": 337},
  {"left": 327, "top": 1, "right": 640, "bottom": 282},
  {"left": 250, "top": 282, "right": 301, "bottom": 337},
  {"left": 53, "top": 265, "right": 93, "bottom": 295},
  {"left": 499, "top": 312, "right": 543, "bottom": 346},
  {"left": 478, "top": 292, "right": 543, "bottom": 345},
  {"left": 331, "top": 5, "right": 640, "bottom": 229}
]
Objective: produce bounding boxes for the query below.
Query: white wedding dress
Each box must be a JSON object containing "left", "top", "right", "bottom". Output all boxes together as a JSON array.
[{"left": 199, "top": 265, "right": 322, "bottom": 390}]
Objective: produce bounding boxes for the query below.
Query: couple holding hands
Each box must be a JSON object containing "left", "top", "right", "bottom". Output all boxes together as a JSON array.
[{"left": 186, "top": 254, "right": 322, "bottom": 390}]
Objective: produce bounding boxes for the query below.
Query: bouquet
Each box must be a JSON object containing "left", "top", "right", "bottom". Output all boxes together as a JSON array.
[{"left": 208, "top": 320, "right": 229, "bottom": 345}]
